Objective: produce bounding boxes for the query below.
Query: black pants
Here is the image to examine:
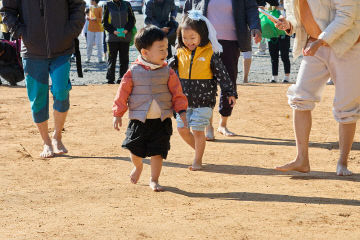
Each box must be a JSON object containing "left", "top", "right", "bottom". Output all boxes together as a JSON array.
[
  {"left": 106, "top": 41, "right": 130, "bottom": 83},
  {"left": 74, "top": 38, "right": 83, "bottom": 78},
  {"left": 268, "top": 35, "right": 291, "bottom": 76},
  {"left": 218, "top": 40, "right": 240, "bottom": 117},
  {"left": 2, "top": 32, "right": 10, "bottom": 41}
]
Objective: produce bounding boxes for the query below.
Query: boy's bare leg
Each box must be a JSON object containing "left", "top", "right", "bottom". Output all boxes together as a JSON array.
[
  {"left": 189, "top": 130, "right": 206, "bottom": 171},
  {"left": 205, "top": 113, "right": 215, "bottom": 141},
  {"left": 149, "top": 155, "right": 164, "bottom": 192},
  {"left": 217, "top": 116, "right": 236, "bottom": 136},
  {"left": 178, "top": 127, "right": 195, "bottom": 149},
  {"left": 337, "top": 122, "right": 356, "bottom": 176},
  {"left": 130, "top": 153, "right": 143, "bottom": 184},
  {"left": 36, "top": 120, "right": 54, "bottom": 158},
  {"left": 276, "top": 110, "right": 311, "bottom": 172},
  {"left": 52, "top": 110, "right": 68, "bottom": 154}
]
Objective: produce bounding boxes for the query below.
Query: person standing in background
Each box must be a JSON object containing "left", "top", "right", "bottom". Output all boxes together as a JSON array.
[
  {"left": 86, "top": 0, "right": 104, "bottom": 63},
  {"left": 103, "top": 0, "right": 136, "bottom": 84}
]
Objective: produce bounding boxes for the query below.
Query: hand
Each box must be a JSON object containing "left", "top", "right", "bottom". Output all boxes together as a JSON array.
[
  {"left": 114, "top": 31, "right": 120, "bottom": 35},
  {"left": 179, "top": 112, "right": 188, "bottom": 128},
  {"left": 251, "top": 29, "right": 262, "bottom": 44},
  {"left": 228, "top": 96, "right": 236, "bottom": 108},
  {"left": 123, "top": 30, "right": 128, "bottom": 35},
  {"left": 113, "top": 117, "right": 122, "bottom": 131},
  {"left": 303, "top": 39, "right": 326, "bottom": 56},
  {"left": 275, "top": 16, "right": 291, "bottom": 31},
  {"left": 161, "top": 27, "right": 170, "bottom": 34}
]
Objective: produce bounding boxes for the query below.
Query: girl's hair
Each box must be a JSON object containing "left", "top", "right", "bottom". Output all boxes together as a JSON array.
[{"left": 177, "top": 16, "right": 210, "bottom": 49}]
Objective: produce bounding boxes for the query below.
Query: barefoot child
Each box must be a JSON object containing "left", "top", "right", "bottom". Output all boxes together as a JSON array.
[
  {"left": 112, "top": 26, "right": 188, "bottom": 191},
  {"left": 169, "top": 11, "right": 237, "bottom": 170}
]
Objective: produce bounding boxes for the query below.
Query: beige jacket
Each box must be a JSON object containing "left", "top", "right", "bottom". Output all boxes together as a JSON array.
[{"left": 285, "top": 0, "right": 360, "bottom": 59}]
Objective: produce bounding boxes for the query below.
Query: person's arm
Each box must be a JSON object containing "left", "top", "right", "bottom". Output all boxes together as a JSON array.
[
  {"left": 245, "top": 0, "right": 261, "bottom": 30},
  {"left": 168, "top": 68, "right": 188, "bottom": 113},
  {"left": 102, "top": 3, "right": 116, "bottom": 33},
  {"left": 211, "top": 54, "right": 237, "bottom": 98},
  {"left": 112, "top": 70, "right": 134, "bottom": 117},
  {"left": 124, "top": 2, "right": 136, "bottom": 32},
  {"left": 318, "top": 0, "right": 357, "bottom": 46},
  {"left": 266, "top": 0, "right": 279, "bottom": 6},
  {"left": 167, "top": 55, "right": 178, "bottom": 71},
  {"left": 67, "top": 0, "right": 86, "bottom": 39},
  {"left": 144, "top": 0, "right": 160, "bottom": 26},
  {"left": 95, "top": 7, "right": 102, "bottom": 26},
  {"left": 170, "top": 0, "right": 177, "bottom": 21},
  {"left": 0, "top": 0, "right": 25, "bottom": 39}
]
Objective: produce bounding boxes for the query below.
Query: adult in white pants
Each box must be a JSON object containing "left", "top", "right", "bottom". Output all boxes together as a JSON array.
[
  {"left": 87, "top": 31, "right": 103, "bottom": 62},
  {"left": 275, "top": 0, "right": 360, "bottom": 176}
]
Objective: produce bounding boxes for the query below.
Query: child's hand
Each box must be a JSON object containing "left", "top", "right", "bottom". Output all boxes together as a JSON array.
[
  {"left": 228, "top": 96, "right": 236, "bottom": 107},
  {"left": 113, "top": 117, "right": 122, "bottom": 131},
  {"left": 179, "top": 112, "right": 188, "bottom": 128}
]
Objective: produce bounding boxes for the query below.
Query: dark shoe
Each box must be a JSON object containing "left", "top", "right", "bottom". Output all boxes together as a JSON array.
[
  {"left": 107, "top": 80, "right": 115, "bottom": 84},
  {"left": 282, "top": 79, "right": 289, "bottom": 83},
  {"left": 116, "top": 79, "right": 121, "bottom": 84}
]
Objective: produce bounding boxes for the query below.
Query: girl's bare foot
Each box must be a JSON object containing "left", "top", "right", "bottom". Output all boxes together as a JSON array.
[
  {"left": 130, "top": 166, "right": 143, "bottom": 184},
  {"left": 336, "top": 163, "right": 352, "bottom": 176},
  {"left": 149, "top": 179, "right": 164, "bottom": 192},
  {"left": 52, "top": 138, "right": 68, "bottom": 155},
  {"left": 275, "top": 159, "right": 310, "bottom": 173},
  {"left": 40, "top": 144, "right": 55, "bottom": 158},
  {"left": 217, "top": 126, "right": 236, "bottom": 136},
  {"left": 205, "top": 126, "right": 215, "bottom": 141},
  {"left": 189, "top": 163, "right": 202, "bottom": 171}
]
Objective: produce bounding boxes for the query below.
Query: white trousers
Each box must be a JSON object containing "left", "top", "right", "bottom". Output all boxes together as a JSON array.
[
  {"left": 287, "top": 43, "right": 360, "bottom": 123},
  {"left": 87, "top": 31, "right": 103, "bottom": 61}
]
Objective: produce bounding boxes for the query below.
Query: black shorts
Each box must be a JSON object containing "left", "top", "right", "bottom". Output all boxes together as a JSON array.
[{"left": 122, "top": 118, "right": 173, "bottom": 159}]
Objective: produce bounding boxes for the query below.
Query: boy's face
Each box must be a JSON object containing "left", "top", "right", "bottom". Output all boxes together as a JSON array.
[
  {"left": 141, "top": 38, "right": 168, "bottom": 65},
  {"left": 181, "top": 28, "right": 201, "bottom": 51}
]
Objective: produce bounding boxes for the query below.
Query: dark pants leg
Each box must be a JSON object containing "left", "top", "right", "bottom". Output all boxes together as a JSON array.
[
  {"left": 268, "top": 38, "right": 280, "bottom": 76},
  {"left": 103, "top": 31, "right": 107, "bottom": 54},
  {"left": 74, "top": 38, "right": 83, "bottom": 78},
  {"left": 279, "top": 35, "right": 291, "bottom": 74},
  {"left": 218, "top": 40, "right": 240, "bottom": 117},
  {"left": 117, "top": 42, "right": 130, "bottom": 82},
  {"left": 106, "top": 42, "right": 120, "bottom": 83}
]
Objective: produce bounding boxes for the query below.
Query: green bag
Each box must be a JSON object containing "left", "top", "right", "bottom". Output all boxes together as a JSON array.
[
  {"left": 130, "top": 26, "right": 137, "bottom": 46},
  {"left": 259, "top": 9, "right": 286, "bottom": 39}
]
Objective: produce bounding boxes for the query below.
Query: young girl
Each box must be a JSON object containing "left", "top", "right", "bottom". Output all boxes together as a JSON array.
[{"left": 170, "top": 10, "right": 237, "bottom": 171}]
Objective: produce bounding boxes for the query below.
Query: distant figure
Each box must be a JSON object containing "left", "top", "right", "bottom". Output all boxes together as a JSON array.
[
  {"left": 1, "top": 0, "right": 85, "bottom": 158},
  {"left": 86, "top": 0, "right": 104, "bottom": 63}
]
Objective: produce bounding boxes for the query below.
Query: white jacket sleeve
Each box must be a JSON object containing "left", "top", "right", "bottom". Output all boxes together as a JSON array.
[{"left": 318, "top": 0, "right": 357, "bottom": 44}]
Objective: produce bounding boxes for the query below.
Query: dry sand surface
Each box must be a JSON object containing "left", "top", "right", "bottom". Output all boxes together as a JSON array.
[{"left": 1, "top": 84, "right": 360, "bottom": 239}]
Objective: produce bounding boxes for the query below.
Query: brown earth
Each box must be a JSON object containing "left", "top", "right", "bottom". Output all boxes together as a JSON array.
[{"left": 0, "top": 84, "right": 359, "bottom": 240}]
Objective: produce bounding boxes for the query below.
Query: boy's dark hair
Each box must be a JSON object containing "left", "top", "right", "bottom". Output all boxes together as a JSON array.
[
  {"left": 85, "top": 8, "right": 90, "bottom": 14},
  {"left": 134, "top": 26, "right": 167, "bottom": 52},
  {"left": 177, "top": 16, "right": 210, "bottom": 49},
  {"left": 92, "top": 0, "right": 100, "bottom": 4}
]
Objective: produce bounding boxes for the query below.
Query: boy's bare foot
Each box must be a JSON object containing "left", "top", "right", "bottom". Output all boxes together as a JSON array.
[
  {"left": 336, "top": 163, "right": 352, "bottom": 176},
  {"left": 189, "top": 163, "right": 203, "bottom": 171},
  {"left": 130, "top": 166, "right": 143, "bottom": 184},
  {"left": 52, "top": 138, "right": 68, "bottom": 155},
  {"left": 275, "top": 159, "right": 310, "bottom": 173},
  {"left": 217, "top": 126, "right": 236, "bottom": 136},
  {"left": 205, "top": 126, "right": 215, "bottom": 141},
  {"left": 40, "top": 144, "right": 55, "bottom": 158},
  {"left": 149, "top": 179, "right": 164, "bottom": 192}
]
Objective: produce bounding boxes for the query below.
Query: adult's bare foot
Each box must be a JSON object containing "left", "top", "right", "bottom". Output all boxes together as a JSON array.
[
  {"left": 149, "top": 179, "right": 164, "bottom": 192},
  {"left": 275, "top": 160, "right": 310, "bottom": 173},
  {"left": 40, "top": 144, "right": 54, "bottom": 158},
  {"left": 205, "top": 126, "right": 215, "bottom": 141},
  {"left": 336, "top": 163, "right": 352, "bottom": 176},
  {"left": 217, "top": 126, "right": 236, "bottom": 136},
  {"left": 130, "top": 166, "right": 143, "bottom": 184},
  {"left": 52, "top": 138, "right": 68, "bottom": 155}
]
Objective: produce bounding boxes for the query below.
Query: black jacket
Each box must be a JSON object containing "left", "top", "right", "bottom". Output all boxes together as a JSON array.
[
  {"left": 0, "top": 0, "right": 85, "bottom": 59},
  {"left": 256, "top": 0, "right": 279, "bottom": 7},
  {"left": 183, "top": 0, "right": 261, "bottom": 52}
]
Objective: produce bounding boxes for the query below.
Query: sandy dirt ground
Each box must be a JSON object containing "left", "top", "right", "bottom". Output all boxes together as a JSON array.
[{"left": 0, "top": 84, "right": 360, "bottom": 240}]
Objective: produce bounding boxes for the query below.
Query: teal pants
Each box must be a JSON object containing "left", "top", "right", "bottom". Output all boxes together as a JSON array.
[{"left": 23, "top": 55, "right": 72, "bottom": 123}]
